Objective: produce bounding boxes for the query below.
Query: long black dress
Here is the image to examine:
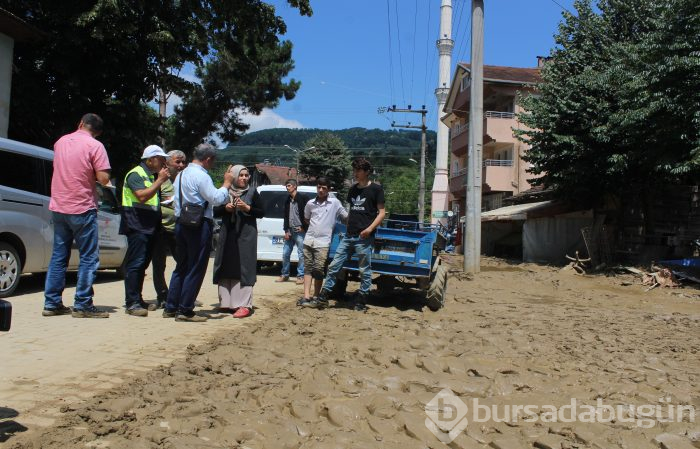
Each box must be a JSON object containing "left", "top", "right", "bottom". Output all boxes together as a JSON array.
[{"left": 212, "top": 190, "right": 264, "bottom": 286}]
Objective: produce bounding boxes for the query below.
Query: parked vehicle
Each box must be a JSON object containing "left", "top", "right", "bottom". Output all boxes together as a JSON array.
[
  {"left": 256, "top": 184, "right": 323, "bottom": 264},
  {"left": 0, "top": 137, "right": 127, "bottom": 298},
  {"left": 328, "top": 219, "right": 450, "bottom": 310}
]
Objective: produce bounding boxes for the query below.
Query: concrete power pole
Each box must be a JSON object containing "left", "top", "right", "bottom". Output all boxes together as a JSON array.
[
  {"left": 431, "top": 0, "right": 454, "bottom": 225},
  {"left": 464, "top": 0, "right": 484, "bottom": 274},
  {"left": 390, "top": 107, "right": 428, "bottom": 224}
]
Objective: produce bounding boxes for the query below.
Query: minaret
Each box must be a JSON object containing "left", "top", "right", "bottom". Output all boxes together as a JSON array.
[{"left": 431, "top": 0, "right": 453, "bottom": 224}]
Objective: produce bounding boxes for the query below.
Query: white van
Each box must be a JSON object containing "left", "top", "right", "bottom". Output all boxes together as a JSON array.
[
  {"left": 256, "top": 184, "right": 321, "bottom": 263},
  {"left": 0, "top": 137, "right": 127, "bottom": 298}
]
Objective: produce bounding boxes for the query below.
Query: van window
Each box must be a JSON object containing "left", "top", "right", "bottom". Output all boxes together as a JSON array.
[
  {"left": 96, "top": 185, "right": 119, "bottom": 213},
  {"left": 0, "top": 151, "right": 49, "bottom": 196},
  {"left": 259, "top": 191, "right": 315, "bottom": 219}
]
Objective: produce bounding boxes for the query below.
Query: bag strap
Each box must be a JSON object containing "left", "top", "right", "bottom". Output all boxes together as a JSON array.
[{"left": 178, "top": 170, "right": 184, "bottom": 210}]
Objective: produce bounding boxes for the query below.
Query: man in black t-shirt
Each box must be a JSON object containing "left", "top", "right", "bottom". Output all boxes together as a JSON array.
[{"left": 303, "top": 158, "right": 385, "bottom": 311}]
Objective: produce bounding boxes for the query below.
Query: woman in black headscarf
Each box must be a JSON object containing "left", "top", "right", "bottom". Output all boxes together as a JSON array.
[{"left": 212, "top": 165, "right": 264, "bottom": 318}]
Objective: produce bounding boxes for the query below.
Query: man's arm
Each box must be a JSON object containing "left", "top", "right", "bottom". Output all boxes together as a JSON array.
[
  {"left": 198, "top": 172, "right": 233, "bottom": 206},
  {"left": 360, "top": 204, "right": 385, "bottom": 238},
  {"left": 95, "top": 170, "right": 111, "bottom": 186},
  {"left": 336, "top": 202, "right": 349, "bottom": 224},
  {"left": 133, "top": 167, "right": 169, "bottom": 203}
]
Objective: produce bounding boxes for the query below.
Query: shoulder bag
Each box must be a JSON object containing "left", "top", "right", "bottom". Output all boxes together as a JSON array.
[{"left": 178, "top": 171, "right": 209, "bottom": 228}]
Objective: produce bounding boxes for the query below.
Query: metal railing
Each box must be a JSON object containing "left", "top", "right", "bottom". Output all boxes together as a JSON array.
[
  {"left": 482, "top": 159, "right": 513, "bottom": 167},
  {"left": 452, "top": 122, "right": 469, "bottom": 136},
  {"left": 450, "top": 167, "right": 468, "bottom": 178},
  {"left": 485, "top": 111, "right": 515, "bottom": 119}
]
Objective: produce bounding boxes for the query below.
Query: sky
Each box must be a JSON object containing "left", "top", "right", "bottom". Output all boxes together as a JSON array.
[{"left": 238, "top": 0, "right": 577, "bottom": 134}]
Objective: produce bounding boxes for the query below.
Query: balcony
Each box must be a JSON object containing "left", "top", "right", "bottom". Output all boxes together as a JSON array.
[
  {"left": 482, "top": 159, "right": 515, "bottom": 193},
  {"left": 484, "top": 111, "right": 517, "bottom": 143},
  {"left": 450, "top": 111, "right": 518, "bottom": 157},
  {"left": 450, "top": 161, "right": 516, "bottom": 195},
  {"left": 451, "top": 123, "right": 468, "bottom": 157},
  {"left": 449, "top": 168, "right": 467, "bottom": 196}
]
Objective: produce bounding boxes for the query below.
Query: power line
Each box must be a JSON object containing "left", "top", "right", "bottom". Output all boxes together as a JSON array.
[
  {"left": 409, "top": 0, "right": 419, "bottom": 103},
  {"left": 386, "top": 0, "right": 396, "bottom": 105},
  {"left": 394, "top": 0, "right": 406, "bottom": 105},
  {"left": 422, "top": 0, "right": 432, "bottom": 107}
]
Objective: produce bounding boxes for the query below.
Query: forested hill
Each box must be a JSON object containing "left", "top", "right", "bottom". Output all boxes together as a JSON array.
[{"left": 230, "top": 127, "right": 437, "bottom": 154}]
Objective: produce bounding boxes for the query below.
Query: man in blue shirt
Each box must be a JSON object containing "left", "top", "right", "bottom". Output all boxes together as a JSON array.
[{"left": 164, "top": 144, "right": 233, "bottom": 322}]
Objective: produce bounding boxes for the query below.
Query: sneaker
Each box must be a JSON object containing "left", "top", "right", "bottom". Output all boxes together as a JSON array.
[
  {"left": 72, "top": 307, "right": 109, "bottom": 318},
  {"left": 140, "top": 301, "right": 157, "bottom": 312},
  {"left": 162, "top": 309, "right": 177, "bottom": 318},
  {"left": 302, "top": 297, "right": 328, "bottom": 309},
  {"left": 295, "top": 277, "right": 304, "bottom": 285},
  {"left": 296, "top": 297, "right": 310, "bottom": 306},
  {"left": 42, "top": 305, "right": 72, "bottom": 316},
  {"left": 175, "top": 313, "right": 208, "bottom": 322},
  {"left": 275, "top": 276, "right": 289, "bottom": 283},
  {"left": 155, "top": 299, "right": 166, "bottom": 309},
  {"left": 232, "top": 307, "right": 251, "bottom": 318},
  {"left": 126, "top": 306, "right": 148, "bottom": 317}
]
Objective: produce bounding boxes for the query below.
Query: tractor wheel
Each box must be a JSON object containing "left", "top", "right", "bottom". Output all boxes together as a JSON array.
[{"left": 425, "top": 262, "right": 448, "bottom": 311}]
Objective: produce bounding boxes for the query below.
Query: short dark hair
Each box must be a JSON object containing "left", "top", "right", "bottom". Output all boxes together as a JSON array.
[
  {"left": 352, "top": 157, "right": 371, "bottom": 172},
  {"left": 285, "top": 179, "right": 298, "bottom": 187},
  {"left": 80, "top": 113, "right": 103, "bottom": 134},
  {"left": 316, "top": 177, "right": 330, "bottom": 187}
]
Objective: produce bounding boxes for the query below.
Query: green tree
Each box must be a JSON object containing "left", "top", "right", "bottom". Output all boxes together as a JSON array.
[
  {"left": 380, "top": 165, "right": 434, "bottom": 219},
  {"left": 297, "top": 133, "right": 352, "bottom": 197},
  {"left": 5, "top": 0, "right": 311, "bottom": 177},
  {"left": 516, "top": 0, "right": 700, "bottom": 206}
]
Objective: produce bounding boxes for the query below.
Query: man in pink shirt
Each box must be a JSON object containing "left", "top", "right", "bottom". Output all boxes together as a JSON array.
[{"left": 43, "top": 113, "right": 112, "bottom": 318}]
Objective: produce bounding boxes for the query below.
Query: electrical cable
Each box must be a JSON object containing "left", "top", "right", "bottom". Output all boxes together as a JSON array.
[{"left": 394, "top": 0, "right": 406, "bottom": 105}]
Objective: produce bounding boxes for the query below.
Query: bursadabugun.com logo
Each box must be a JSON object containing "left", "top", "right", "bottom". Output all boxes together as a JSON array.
[{"left": 425, "top": 389, "right": 696, "bottom": 443}]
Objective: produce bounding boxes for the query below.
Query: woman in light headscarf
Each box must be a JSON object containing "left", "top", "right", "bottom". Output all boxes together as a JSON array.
[{"left": 212, "top": 165, "right": 264, "bottom": 318}]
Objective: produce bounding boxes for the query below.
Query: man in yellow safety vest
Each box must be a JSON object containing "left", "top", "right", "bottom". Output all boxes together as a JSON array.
[{"left": 120, "top": 145, "right": 170, "bottom": 316}]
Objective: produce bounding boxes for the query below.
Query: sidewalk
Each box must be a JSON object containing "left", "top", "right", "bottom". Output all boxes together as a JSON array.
[{"left": 0, "top": 257, "right": 299, "bottom": 433}]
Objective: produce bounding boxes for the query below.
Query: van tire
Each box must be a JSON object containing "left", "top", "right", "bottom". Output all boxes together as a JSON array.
[{"left": 0, "top": 242, "right": 22, "bottom": 298}]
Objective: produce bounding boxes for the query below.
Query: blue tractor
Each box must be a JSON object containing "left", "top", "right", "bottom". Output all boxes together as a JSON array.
[{"left": 328, "top": 218, "right": 450, "bottom": 311}]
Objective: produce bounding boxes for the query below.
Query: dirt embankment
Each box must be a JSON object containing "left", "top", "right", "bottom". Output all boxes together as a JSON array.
[{"left": 9, "top": 257, "right": 700, "bottom": 449}]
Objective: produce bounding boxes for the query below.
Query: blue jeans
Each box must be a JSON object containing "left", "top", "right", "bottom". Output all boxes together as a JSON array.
[
  {"left": 323, "top": 235, "right": 374, "bottom": 295},
  {"left": 281, "top": 230, "right": 305, "bottom": 278},
  {"left": 124, "top": 232, "right": 155, "bottom": 308},
  {"left": 44, "top": 210, "right": 99, "bottom": 310},
  {"left": 165, "top": 221, "right": 212, "bottom": 315}
]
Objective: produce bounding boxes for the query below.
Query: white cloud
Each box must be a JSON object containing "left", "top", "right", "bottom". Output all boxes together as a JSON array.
[{"left": 239, "top": 108, "right": 304, "bottom": 133}]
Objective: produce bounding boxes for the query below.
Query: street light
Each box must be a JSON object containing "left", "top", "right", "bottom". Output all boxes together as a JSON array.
[{"left": 284, "top": 145, "right": 316, "bottom": 182}]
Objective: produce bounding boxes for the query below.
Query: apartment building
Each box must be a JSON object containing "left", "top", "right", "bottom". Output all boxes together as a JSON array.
[{"left": 442, "top": 62, "right": 541, "bottom": 213}]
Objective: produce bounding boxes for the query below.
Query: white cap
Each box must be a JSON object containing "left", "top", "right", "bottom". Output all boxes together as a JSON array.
[{"left": 141, "top": 145, "right": 169, "bottom": 159}]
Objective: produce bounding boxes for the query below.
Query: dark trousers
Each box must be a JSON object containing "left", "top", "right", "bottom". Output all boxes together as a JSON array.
[
  {"left": 124, "top": 232, "right": 155, "bottom": 308},
  {"left": 152, "top": 228, "right": 177, "bottom": 302},
  {"left": 165, "top": 221, "right": 212, "bottom": 315}
]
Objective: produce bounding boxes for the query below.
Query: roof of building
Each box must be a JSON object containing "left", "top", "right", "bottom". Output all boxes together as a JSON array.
[
  {"left": 458, "top": 63, "right": 542, "bottom": 85},
  {"left": 253, "top": 164, "right": 315, "bottom": 185},
  {"left": 0, "top": 8, "right": 44, "bottom": 42}
]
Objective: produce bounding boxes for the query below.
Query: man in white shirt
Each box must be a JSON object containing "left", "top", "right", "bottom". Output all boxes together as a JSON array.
[
  {"left": 298, "top": 177, "right": 348, "bottom": 306},
  {"left": 164, "top": 144, "right": 233, "bottom": 322}
]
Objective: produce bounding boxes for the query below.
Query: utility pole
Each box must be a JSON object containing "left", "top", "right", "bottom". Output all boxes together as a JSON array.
[
  {"left": 431, "top": 0, "right": 454, "bottom": 225},
  {"left": 465, "top": 0, "right": 484, "bottom": 273},
  {"left": 389, "top": 106, "right": 428, "bottom": 224}
]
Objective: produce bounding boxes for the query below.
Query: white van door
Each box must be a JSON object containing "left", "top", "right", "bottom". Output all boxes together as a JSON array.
[
  {"left": 257, "top": 189, "right": 295, "bottom": 262},
  {"left": 95, "top": 185, "right": 127, "bottom": 268}
]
